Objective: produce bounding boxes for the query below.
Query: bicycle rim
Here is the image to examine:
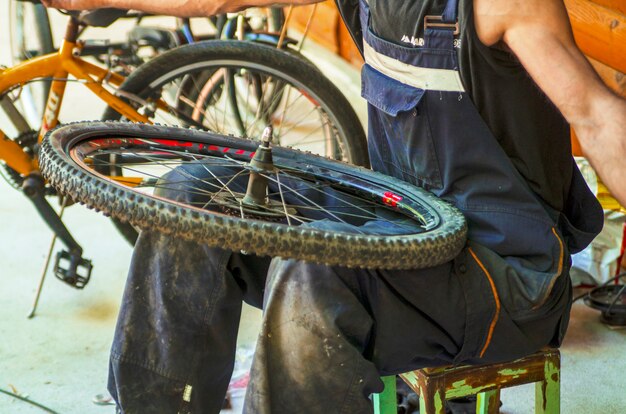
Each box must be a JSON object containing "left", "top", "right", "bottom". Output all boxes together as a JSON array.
[{"left": 41, "top": 122, "right": 466, "bottom": 269}]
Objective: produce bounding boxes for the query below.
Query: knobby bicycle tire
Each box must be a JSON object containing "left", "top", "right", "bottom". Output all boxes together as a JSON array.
[
  {"left": 40, "top": 122, "right": 466, "bottom": 270},
  {"left": 101, "top": 40, "right": 369, "bottom": 245}
]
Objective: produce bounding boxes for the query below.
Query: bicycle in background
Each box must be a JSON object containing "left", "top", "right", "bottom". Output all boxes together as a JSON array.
[
  {"left": 7, "top": 0, "right": 288, "bottom": 128},
  {"left": 0, "top": 2, "right": 367, "bottom": 307}
]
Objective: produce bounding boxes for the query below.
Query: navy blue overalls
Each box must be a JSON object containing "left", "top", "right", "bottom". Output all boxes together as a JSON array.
[
  {"left": 107, "top": 0, "right": 603, "bottom": 413},
  {"left": 354, "top": 0, "right": 602, "bottom": 319}
]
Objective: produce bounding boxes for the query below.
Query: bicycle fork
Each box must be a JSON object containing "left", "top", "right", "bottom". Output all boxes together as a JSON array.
[{"left": 22, "top": 173, "right": 93, "bottom": 289}]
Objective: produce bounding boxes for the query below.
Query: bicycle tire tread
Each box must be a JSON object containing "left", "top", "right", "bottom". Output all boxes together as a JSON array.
[{"left": 41, "top": 122, "right": 466, "bottom": 270}]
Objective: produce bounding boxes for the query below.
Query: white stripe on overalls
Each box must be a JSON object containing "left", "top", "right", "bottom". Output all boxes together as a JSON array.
[{"left": 363, "top": 42, "right": 466, "bottom": 92}]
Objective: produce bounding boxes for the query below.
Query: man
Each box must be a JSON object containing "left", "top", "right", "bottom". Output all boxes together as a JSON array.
[{"left": 43, "top": 0, "right": 626, "bottom": 413}]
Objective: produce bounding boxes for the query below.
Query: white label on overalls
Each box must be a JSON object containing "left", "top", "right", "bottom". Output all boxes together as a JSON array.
[{"left": 364, "top": 42, "right": 466, "bottom": 92}]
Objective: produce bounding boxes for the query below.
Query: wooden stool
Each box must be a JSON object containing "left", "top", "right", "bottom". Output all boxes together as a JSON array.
[{"left": 373, "top": 348, "right": 560, "bottom": 414}]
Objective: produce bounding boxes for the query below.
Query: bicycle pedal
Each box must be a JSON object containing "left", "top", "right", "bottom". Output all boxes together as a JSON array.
[{"left": 53, "top": 250, "right": 93, "bottom": 289}]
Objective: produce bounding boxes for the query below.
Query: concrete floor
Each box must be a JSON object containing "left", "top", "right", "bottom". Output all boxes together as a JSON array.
[{"left": 1, "top": 5, "right": 626, "bottom": 414}]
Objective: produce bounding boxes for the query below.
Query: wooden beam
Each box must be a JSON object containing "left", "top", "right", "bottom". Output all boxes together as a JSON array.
[
  {"left": 589, "top": 0, "right": 626, "bottom": 16},
  {"left": 565, "top": 0, "right": 626, "bottom": 73},
  {"left": 289, "top": 3, "right": 340, "bottom": 53},
  {"left": 338, "top": 19, "right": 364, "bottom": 67}
]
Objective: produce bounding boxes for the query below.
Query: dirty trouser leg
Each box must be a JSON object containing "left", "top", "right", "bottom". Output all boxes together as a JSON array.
[
  {"left": 108, "top": 231, "right": 269, "bottom": 414},
  {"left": 108, "top": 161, "right": 271, "bottom": 413},
  {"left": 245, "top": 259, "right": 383, "bottom": 414},
  {"left": 244, "top": 255, "right": 469, "bottom": 414}
]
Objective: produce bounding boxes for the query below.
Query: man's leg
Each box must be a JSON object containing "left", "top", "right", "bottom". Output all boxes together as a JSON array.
[
  {"left": 108, "top": 231, "right": 269, "bottom": 414},
  {"left": 244, "top": 251, "right": 487, "bottom": 414},
  {"left": 245, "top": 259, "right": 382, "bottom": 414}
]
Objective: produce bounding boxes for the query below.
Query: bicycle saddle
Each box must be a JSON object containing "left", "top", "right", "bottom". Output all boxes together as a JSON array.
[
  {"left": 77, "top": 8, "right": 129, "bottom": 27},
  {"left": 16, "top": 0, "right": 129, "bottom": 28}
]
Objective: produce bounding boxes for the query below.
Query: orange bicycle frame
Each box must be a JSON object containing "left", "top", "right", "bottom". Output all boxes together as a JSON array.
[{"left": 0, "top": 18, "right": 153, "bottom": 176}]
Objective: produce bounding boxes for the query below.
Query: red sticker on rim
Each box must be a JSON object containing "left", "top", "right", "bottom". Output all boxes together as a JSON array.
[{"left": 383, "top": 191, "right": 402, "bottom": 207}]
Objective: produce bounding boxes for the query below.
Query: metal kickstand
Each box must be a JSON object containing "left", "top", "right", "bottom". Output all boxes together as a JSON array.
[{"left": 27, "top": 203, "right": 65, "bottom": 319}]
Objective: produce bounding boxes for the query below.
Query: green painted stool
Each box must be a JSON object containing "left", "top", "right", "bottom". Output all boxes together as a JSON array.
[{"left": 373, "top": 348, "right": 560, "bottom": 414}]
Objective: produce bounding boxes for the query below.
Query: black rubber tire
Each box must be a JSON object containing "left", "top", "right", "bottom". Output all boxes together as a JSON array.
[
  {"left": 40, "top": 122, "right": 466, "bottom": 270},
  {"left": 102, "top": 40, "right": 369, "bottom": 245}
]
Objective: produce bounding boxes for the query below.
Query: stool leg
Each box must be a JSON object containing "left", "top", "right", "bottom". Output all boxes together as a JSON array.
[
  {"left": 419, "top": 388, "right": 446, "bottom": 414},
  {"left": 535, "top": 358, "right": 560, "bottom": 414},
  {"left": 476, "top": 389, "right": 500, "bottom": 414},
  {"left": 373, "top": 376, "right": 397, "bottom": 414}
]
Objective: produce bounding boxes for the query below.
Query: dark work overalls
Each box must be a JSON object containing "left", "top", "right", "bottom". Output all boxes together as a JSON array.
[{"left": 107, "top": 0, "right": 603, "bottom": 413}]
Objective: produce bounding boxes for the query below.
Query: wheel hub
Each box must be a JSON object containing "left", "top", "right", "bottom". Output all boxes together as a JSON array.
[{"left": 210, "top": 126, "right": 297, "bottom": 220}]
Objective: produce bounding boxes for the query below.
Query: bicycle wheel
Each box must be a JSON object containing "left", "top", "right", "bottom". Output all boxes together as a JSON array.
[
  {"left": 41, "top": 122, "right": 466, "bottom": 270},
  {"left": 102, "top": 40, "right": 368, "bottom": 245},
  {"left": 103, "top": 41, "right": 367, "bottom": 165},
  {"left": 8, "top": 0, "right": 54, "bottom": 126}
]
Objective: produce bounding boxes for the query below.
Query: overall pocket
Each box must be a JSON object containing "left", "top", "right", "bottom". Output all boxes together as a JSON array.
[
  {"left": 558, "top": 165, "right": 604, "bottom": 254},
  {"left": 361, "top": 64, "right": 443, "bottom": 190}
]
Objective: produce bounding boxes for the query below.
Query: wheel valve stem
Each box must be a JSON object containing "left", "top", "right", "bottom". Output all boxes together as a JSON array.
[
  {"left": 261, "top": 126, "right": 273, "bottom": 147},
  {"left": 242, "top": 126, "right": 276, "bottom": 207}
]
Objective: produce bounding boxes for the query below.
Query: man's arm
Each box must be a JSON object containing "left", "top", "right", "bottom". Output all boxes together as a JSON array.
[
  {"left": 42, "top": 0, "right": 321, "bottom": 17},
  {"left": 474, "top": 0, "right": 626, "bottom": 205}
]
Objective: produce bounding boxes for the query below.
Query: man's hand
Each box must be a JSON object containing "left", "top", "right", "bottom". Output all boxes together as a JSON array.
[
  {"left": 474, "top": 0, "right": 626, "bottom": 206},
  {"left": 42, "top": 0, "right": 321, "bottom": 16}
]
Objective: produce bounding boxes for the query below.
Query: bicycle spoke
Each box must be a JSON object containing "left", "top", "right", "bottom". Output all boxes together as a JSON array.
[
  {"left": 170, "top": 84, "right": 224, "bottom": 131},
  {"left": 263, "top": 171, "right": 388, "bottom": 224},
  {"left": 90, "top": 147, "right": 392, "bottom": 227},
  {"left": 157, "top": 73, "right": 221, "bottom": 130},
  {"left": 243, "top": 76, "right": 284, "bottom": 137},
  {"left": 242, "top": 73, "right": 253, "bottom": 134},
  {"left": 274, "top": 102, "right": 323, "bottom": 138},
  {"left": 255, "top": 171, "right": 364, "bottom": 231},
  {"left": 115, "top": 149, "right": 247, "bottom": 195},
  {"left": 204, "top": 168, "right": 249, "bottom": 208},
  {"left": 92, "top": 154, "right": 244, "bottom": 197},
  {"left": 89, "top": 148, "right": 245, "bottom": 166},
  {"left": 187, "top": 72, "right": 222, "bottom": 130},
  {"left": 184, "top": 152, "right": 247, "bottom": 204},
  {"left": 133, "top": 64, "right": 349, "bottom": 161},
  {"left": 85, "top": 133, "right": 398, "bottom": 230},
  {"left": 275, "top": 171, "right": 292, "bottom": 225}
]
